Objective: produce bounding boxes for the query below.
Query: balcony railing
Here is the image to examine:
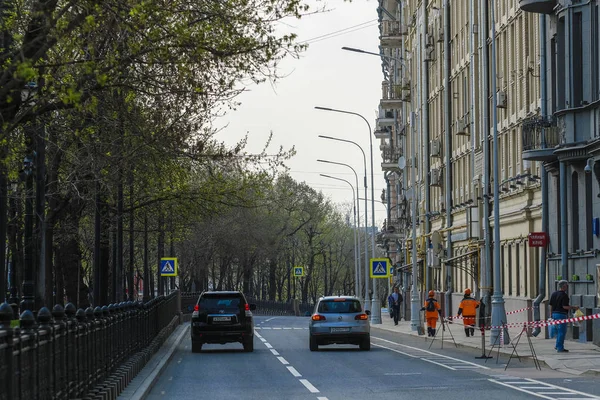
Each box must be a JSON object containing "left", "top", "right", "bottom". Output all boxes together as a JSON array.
[
  {"left": 380, "top": 20, "right": 407, "bottom": 48},
  {"left": 522, "top": 116, "right": 561, "bottom": 161},
  {"left": 381, "top": 145, "right": 403, "bottom": 171},
  {"left": 381, "top": 82, "right": 408, "bottom": 109}
]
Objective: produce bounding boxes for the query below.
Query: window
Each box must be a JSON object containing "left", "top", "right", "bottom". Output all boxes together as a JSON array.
[
  {"left": 593, "top": 5, "right": 599, "bottom": 101},
  {"left": 318, "top": 299, "right": 362, "bottom": 313},
  {"left": 571, "top": 171, "right": 580, "bottom": 251},
  {"left": 572, "top": 12, "right": 583, "bottom": 106},
  {"left": 557, "top": 18, "right": 566, "bottom": 109},
  {"left": 586, "top": 171, "right": 593, "bottom": 250}
]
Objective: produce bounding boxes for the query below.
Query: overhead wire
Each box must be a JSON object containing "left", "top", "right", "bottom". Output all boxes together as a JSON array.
[{"left": 299, "top": 19, "right": 378, "bottom": 45}]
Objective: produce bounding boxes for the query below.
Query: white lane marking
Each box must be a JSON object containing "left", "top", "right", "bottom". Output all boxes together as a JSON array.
[
  {"left": 384, "top": 372, "right": 422, "bottom": 376},
  {"left": 277, "top": 356, "right": 289, "bottom": 365},
  {"left": 259, "top": 329, "right": 325, "bottom": 397},
  {"left": 266, "top": 317, "right": 277, "bottom": 322},
  {"left": 299, "top": 379, "right": 320, "bottom": 393},
  {"left": 373, "top": 336, "right": 489, "bottom": 370},
  {"left": 293, "top": 327, "right": 304, "bottom": 330},
  {"left": 488, "top": 378, "right": 600, "bottom": 399},
  {"left": 168, "top": 376, "right": 173, "bottom": 381},
  {"left": 283, "top": 327, "right": 292, "bottom": 330}
]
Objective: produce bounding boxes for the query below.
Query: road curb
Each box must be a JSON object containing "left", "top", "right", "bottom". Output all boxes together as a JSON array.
[{"left": 123, "top": 323, "right": 190, "bottom": 400}]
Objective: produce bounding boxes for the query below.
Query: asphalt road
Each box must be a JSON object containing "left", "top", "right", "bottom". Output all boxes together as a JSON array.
[{"left": 146, "top": 316, "right": 600, "bottom": 400}]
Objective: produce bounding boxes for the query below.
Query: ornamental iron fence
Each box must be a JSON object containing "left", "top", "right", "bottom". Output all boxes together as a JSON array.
[{"left": 0, "top": 291, "right": 179, "bottom": 400}]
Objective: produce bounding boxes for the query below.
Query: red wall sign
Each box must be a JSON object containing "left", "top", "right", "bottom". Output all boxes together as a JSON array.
[{"left": 528, "top": 232, "right": 548, "bottom": 247}]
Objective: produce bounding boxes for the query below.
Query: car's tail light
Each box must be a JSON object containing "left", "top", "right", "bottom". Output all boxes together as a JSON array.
[
  {"left": 312, "top": 314, "right": 326, "bottom": 321},
  {"left": 245, "top": 304, "right": 250, "bottom": 311},
  {"left": 194, "top": 304, "right": 199, "bottom": 312},
  {"left": 355, "top": 314, "right": 369, "bottom": 320}
]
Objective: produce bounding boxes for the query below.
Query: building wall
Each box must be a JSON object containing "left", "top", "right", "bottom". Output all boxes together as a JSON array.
[{"left": 376, "top": 0, "right": 544, "bottom": 312}]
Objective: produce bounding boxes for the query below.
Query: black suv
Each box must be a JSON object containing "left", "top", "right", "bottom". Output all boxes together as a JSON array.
[{"left": 191, "top": 291, "right": 257, "bottom": 353}]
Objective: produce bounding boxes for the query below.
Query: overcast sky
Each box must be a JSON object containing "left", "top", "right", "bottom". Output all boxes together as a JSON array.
[{"left": 217, "top": 0, "right": 387, "bottom": 227}]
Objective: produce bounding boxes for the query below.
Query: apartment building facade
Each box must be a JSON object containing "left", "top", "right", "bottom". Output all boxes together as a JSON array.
[{"left": 373, "top": 0, "right": 596, "bottom": 339}]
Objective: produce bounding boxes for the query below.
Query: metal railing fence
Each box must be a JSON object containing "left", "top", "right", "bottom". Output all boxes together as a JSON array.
[{"left": 0, "top": 291, "right": 179, "bottom": 400}]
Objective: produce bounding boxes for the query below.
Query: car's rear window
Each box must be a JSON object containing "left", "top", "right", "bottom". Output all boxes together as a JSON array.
[
  {"left": 317, "top": 299, "right": 362, "bottom": 313},
  {"left": 199, "top": 295, "right": 242, "bottom": 312}
]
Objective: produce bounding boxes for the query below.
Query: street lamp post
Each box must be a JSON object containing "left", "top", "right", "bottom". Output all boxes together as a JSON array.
[
  {"left": 315, "top": 106, "right": 381, "bottom": 324},
  {"left": 320, "top": 174, "right": 360, "bottom": 299},
  {"left": 317, "top": 159, "right": 363, "bottom": 302},
  {"left": 318, "top": 135, "right": 370, "bottom": 312},
  {"left": 489, "top": 0, "right": 509, "bottom": 344}
]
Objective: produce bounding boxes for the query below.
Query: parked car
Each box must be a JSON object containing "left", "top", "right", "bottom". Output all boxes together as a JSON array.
[
  {"left": 190, "top": 291, "right": 256, "bottom": 353},
  {"left": 308, "top": 296, "right": 370, "bottom": 351}
]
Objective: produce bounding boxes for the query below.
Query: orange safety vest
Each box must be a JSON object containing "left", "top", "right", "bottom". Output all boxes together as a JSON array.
[
  {"left": 458, "top": 297, "right": 479, "bottom": 317},
  {"left": 423, "top": 298, "right": 440, "bottom": 319}
]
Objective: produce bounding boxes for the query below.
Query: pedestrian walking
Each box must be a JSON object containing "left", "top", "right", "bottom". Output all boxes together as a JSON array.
[
  {"left": 391, "top": 286, "right": 403, "bottom": 325},
  {"left": 549, "top": 280, "right": 579, "bottom": 352},
  {"left": 421, "top": 290, "right": 441, "bottom": 337},
  {"left": 387, "top": 292, "right": 394, "bottom": 318},
  {"left": 457, "top": 288, "right": 479, "bottom": 337}
]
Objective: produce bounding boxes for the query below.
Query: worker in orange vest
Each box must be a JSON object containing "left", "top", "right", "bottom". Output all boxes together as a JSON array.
[
  {"left": 421, "top": 290, "right": 441, "bottom": 337},
  {"left": 457, "top": 288, "right": 480, "bottom": 337}
]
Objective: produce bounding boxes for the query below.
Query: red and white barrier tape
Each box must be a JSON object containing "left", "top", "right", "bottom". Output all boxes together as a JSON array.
[
  {"left": 486, "top": 313, "right": 600, "bottom": 330},
  {"left": 505, "top": 306, "right": 533, "bottom": 315}
]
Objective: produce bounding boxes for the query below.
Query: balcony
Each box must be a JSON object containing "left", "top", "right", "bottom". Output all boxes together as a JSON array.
[
  {"left": 376, "top": 108, "right": 395, "bottom": 128},
  {"left": 382, "top": 217, "right": 406, "bottom": 240},
  {"left": 519, "top": 0, "right": 557, "bottom": 14},
  {"left": 522, "top": 116, "right": 561, "bottom": 161},
  {"left": 381, "top": 144, "right": 403, "bottom": 171},
  {"left": 381, "top": 82, "right": 409, "bottom": 109},
  {"left": 380, "top": 20, "right": 407, "bottom": 48},
  {"left": 374, "top": 127, "right": 391, "bottom": 139}
]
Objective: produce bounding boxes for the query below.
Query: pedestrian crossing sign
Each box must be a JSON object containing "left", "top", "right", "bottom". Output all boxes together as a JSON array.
[
  {"left": 370, "top": 258, "right": 390, "bottom": 278},
  {"left": 160, "top": 258, "right": 178, "bottom": 277},
  {"left": 293, "top": 266, "right": 304, "bottom": 277}
]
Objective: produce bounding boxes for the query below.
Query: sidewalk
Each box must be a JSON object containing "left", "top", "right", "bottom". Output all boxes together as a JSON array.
[{"left": 372, "top": 310, "right": 600, "bottom": 376}]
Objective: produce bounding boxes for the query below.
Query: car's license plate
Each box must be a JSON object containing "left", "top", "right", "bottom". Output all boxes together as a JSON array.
[
  {"left": 213, "top": 316, "right": 231, "bottom": 322},
  {"left": 330, "top": 327, "right": 350, "bottom": 333}
]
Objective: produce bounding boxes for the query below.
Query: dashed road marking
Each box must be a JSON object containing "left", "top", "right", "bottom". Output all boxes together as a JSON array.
[
  {"left": 488, "top": 377, "right": 600, "bottom": 399},
  {"left": 255, "top": 327, "right": 309, "bottom": 330},
  {"left": 256, "top": 329, "right": 325, "bottom": 399},
  {"left": 277, "top": 356, "right": 289, "bottom": 365},
  {"left": 300, "top": 379, "right": 320, "bottom": 393}
]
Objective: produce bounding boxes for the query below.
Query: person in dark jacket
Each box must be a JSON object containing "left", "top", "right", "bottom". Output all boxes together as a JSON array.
[
  {"left": 549, "top": 280, "right": 579, "bottom": 352},
  {"left": 390, "top": 286, "right": 403, "bottom": 325}
]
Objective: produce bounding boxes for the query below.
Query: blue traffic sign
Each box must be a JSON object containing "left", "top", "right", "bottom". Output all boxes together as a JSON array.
[
  {"left": 370, "top": 258, "right": 390, "bottom": 278},
  {"left": 160, "top": 258, "right": 178, "bottom": 277}
]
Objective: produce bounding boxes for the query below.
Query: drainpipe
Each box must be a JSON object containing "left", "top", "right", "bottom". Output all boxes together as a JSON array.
[
  {"left": 423, "top": 0, "right": 431, "bottom": 294},
  {"left": 532, "top": 14, "right": 548, "bottom": 337},
  {"left": 443, "top": 0, "right": 453, "bottom": 317}
]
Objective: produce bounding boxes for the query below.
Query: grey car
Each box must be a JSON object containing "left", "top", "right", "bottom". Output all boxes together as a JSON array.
[{"left": 308, "top": 296, "right": 371, "bottom": 351}]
